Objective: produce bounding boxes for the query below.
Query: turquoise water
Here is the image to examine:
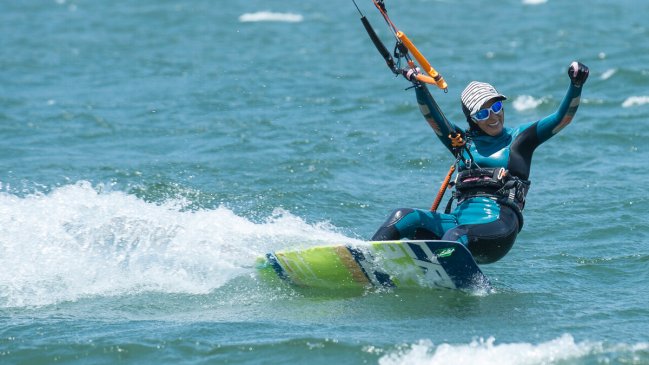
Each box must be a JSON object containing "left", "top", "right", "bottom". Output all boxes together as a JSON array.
[{"left": 2, "top": 0, "right": 649, "bottom": 363}]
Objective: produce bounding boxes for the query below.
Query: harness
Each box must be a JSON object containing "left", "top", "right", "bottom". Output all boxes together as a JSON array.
[{"left": 445, "top": 167, "right": 531, "bottom": 230}]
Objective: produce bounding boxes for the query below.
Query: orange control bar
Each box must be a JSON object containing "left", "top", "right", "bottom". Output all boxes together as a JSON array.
[{"left": 396, "top": 31, "right": 448, "bottom": 91}]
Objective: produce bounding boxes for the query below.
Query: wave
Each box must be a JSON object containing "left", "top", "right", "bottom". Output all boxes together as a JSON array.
[
  {"left": 0, "top": 181, "right": 352, "bottom": 308},
  {"left": 379, "top": 334, "right": 649, "bottom": 365},
  {"left": 521, "top": 0, "right": 547, "bottom": 5},
  {"left": 512, "top": 95, "right": 544, "bottom": 111},
  {"left": 238, "top": 11, "right": 304, "bottom": 23},
  {"left": 622, "top": 96, "right": 649, "bottom": 108},
  {"left": 601, "top": 68, "right": 617, "bottom": 80}
]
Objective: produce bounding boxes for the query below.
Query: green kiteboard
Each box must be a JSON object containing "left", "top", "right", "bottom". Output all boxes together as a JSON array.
[{"left": 257, "top": 240, "right": 490, "bottom": 291}]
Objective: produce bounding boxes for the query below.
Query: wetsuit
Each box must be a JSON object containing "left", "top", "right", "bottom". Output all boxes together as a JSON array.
[{"left": 372, "top": 82, "right": 584, "bottom": 264}]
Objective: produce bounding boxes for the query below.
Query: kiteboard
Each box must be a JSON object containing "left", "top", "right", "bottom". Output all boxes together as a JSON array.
[{"left": 257, "top": 240, "right": 490, "bottom": 291}]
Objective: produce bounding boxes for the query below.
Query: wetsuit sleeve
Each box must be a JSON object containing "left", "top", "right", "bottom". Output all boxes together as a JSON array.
[
  {"left": 534, "top": 83, "right": 583, "bottom": 143},
  {"left": 414, "top": 83, "right": 462, "bottom": 153}
]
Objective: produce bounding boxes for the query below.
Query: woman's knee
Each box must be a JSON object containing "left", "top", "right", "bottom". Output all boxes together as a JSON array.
[
  {"left": 372, "top": 208, "right": 446, "bottom": 241},
  {"left": 384, "top": 208, "right": 416, "bottom": 227},
  {"left": 468, "top": 231, "right": 517, "bottom": 264},
  {"left": 442, "top": 221, "right": 518, "bottom": 264},
  {"left": 371, "top": 208, "right": 415, "bottom": 240}
]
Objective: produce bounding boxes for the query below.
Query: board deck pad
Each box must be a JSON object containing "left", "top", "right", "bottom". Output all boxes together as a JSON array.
[{"left": 257, "top": 240, "right": 490, "bottom": 291}]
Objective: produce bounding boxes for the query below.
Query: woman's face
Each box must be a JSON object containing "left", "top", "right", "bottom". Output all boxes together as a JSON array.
[{"left": 474, "top": 98, "right": 505, "bottom": 136}]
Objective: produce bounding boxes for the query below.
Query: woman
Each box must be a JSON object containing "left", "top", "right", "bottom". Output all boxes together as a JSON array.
[{"left": 372, "top": 61, "right": 590, "bottom": 264}]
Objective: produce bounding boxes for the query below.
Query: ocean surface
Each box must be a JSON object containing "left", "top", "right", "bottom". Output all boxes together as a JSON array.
[{"left": 2, "top": 0, "right": 649, "bottom": 364}]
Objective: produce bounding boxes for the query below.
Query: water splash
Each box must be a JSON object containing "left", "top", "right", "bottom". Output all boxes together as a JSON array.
[
  {"left": 522, "top": 0, "right": 548, "bottom": 5},
  {"left": 379, "top": 334, "right": 649, "bottom": 365},
  {"left": 0, "top": 181, "right": 352, "bottom": 308},
  {"left": 512, "top": 95, "right": 544, "bottom": 111},
  {"left": 622, "top": 96, "right": 649, "bottom": 108},
  {"left": 238, "top": 11, "right": 303, "bottom": 23},
  {"left": 600, "top": 68, "right": 617, "bottom": 80}
]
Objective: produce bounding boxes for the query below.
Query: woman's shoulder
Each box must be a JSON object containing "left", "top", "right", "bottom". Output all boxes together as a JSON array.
[
  {"left": 508, "top": 121, "right": 538, "bottom": 138},
  {"left": 514, "top": 121, "right": 536, "bottom": 132}
]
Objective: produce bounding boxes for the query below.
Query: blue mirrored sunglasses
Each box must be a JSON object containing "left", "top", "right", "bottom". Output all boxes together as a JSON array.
[{"left": 472, "top": 100, "right": 504, "bottom": 122}]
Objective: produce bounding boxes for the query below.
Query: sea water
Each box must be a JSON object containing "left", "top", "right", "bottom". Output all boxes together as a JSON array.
[{"left": 1, "top": 0, "right": 649, "bottom": 364}]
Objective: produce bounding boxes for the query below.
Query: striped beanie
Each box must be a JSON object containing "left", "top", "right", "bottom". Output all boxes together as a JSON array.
[{"left": 460, "top": 81, "right": 507, "bottom": 118}]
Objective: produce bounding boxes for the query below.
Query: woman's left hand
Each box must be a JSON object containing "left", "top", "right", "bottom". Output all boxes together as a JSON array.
[{"left": 568, "top": 61, "right": 589, "bottom": 87}]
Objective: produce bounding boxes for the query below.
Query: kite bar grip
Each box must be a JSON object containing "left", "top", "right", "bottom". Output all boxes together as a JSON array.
[
  {"left": 360, "top": 16, "right": 399, "bottom": 74},
  {"left": 396, "top": 31, "right": 448, "bottom": 91}
]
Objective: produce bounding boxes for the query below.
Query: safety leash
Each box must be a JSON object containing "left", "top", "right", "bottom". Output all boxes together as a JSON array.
[{"left": 430, "top": 133, "right": 470, "bottom": 212}]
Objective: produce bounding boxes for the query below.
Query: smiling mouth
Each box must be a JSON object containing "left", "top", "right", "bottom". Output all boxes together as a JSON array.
[{"left": 487, "top": 120, "right": 500, "bottom": 127}]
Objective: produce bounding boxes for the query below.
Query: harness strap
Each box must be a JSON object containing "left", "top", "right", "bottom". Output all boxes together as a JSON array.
[{"left": 448, "top": 167, "right": 531, "bottom": 230}]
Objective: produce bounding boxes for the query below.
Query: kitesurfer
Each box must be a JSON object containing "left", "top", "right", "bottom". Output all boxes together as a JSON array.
[{"left": 372, "top": 61, "right": 589, "bottom": 264}]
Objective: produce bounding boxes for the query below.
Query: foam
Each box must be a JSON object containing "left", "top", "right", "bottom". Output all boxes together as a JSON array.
[
  {"left": 0, "top": 181, "right": 354, "bottom": 308},
  {"left": 622, "top": 96, "right": 649, "bottom": 108},
  {"left": 238, "top": 11, "right": 303, "bottom": 23},
  {"left": 379, "top": 334, "right": 649, "bottom": 365},
  {"left": 600, "top": 68, "right": 617, "bottom": 80},
  {"left": 512, "top": 95, "right": 544, "bottom": 111},
  {"left": 522, "top": 0, "right": 547, "bottom": 5}
]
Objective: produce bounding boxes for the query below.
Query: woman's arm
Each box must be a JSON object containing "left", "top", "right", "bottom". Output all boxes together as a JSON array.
[
  {"left": 535, "top": 62, "right": 589, "bottom": 143},
  {"left": 414, "top": 83, "right": 462, "bottom": 153}
]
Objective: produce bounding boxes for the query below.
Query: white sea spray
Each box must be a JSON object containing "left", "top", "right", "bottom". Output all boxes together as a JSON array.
[
  {"left": 238, "top": 11, "right": 303, "bottom": 23},
  {"left": 0, "top": 181, "right": 354, "bottom": 308}
]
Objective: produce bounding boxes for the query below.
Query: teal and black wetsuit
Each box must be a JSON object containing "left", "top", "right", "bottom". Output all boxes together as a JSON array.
[{"left": 371, "top": 81, "right": 584, "bottom": 264}]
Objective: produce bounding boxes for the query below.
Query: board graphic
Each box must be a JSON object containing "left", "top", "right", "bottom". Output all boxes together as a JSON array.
[{"left": 257, "top": 240, "right": 490, "bottom": 291}]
